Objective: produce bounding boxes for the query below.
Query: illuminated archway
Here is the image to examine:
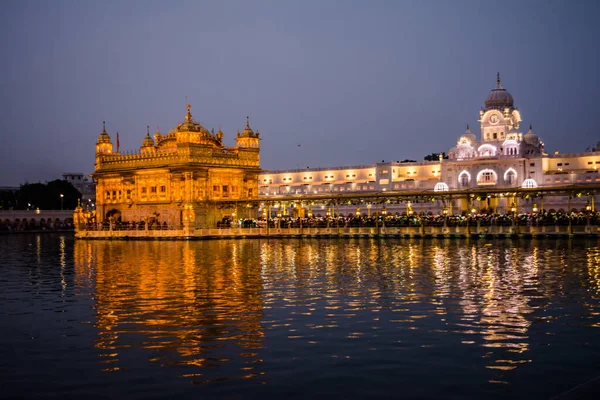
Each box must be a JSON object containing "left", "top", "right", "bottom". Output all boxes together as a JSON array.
[
  {"left": 478, "top": 143, "right": 497, "bottom": 157},
  {"left": 503, "top": 168, "right": 518, "bottom": 185},
  {"left": 458, "top": 171, "right": 471, "bottom": 187}
]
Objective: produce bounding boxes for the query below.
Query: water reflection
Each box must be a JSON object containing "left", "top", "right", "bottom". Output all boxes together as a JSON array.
[
  {"left": 71, "top": 238, "right": 600, "bottom": 395},
  {"left": 74, "top": 240, "right": 266, "bottom": 382}
]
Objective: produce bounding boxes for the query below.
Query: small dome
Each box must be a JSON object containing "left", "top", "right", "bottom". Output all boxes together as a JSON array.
[
  {"left": 524, "top": 125, "right": 539, "bottom": 144},
  {"left": 521, "top": 178, "right": 538, "bottom": 188},
  {"left": 153, "top": 127, "right": 162, "bottom": 143},
  {"left": 485, "top": 73, "right": 514, "bottom": 111},
  {"left": 97, "top": 121, "right": 111, "bottom": 144},
  {"left": 459, "top": 124, "right": 476, "bottom": 143},
  {"left": 172, "top": 104, "right": 212, "bottom": 137},
  {"left": 142, "top": 129, "right": 154, "bottom": 147},
  {"left": 434, "top": 182, "right": 449, "bottom": 192},
  {"left": 240, "top": 116, "right": 258, "bottom": 138}
]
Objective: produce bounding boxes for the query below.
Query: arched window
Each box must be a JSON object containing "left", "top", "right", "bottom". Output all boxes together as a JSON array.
[
  {"left": 476, "top": 169, "right": 497, "bottom": 185},
  {"left": 458, "top": 171, "right": 470, "bottom": 187},
  {"left": 478, "top": 144, "right": 497, "bottom": 157},
  {"left": 504, "top": 168, "right": 517, "bottom": 185}
]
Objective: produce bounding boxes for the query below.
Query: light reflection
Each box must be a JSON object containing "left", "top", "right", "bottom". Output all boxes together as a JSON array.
[
  {"left": 74, "top": 240, "right": 265, "bottom": 384},
  {"left": 59, "top": 236, "right": 66, "bottom": 296},
  {"left": 72, "top": 238, "right": 600, "bottom": 387}
]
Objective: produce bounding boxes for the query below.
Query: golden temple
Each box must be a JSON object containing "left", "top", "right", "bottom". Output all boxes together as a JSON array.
[{"left": 91, "top": 105, "right": 261, "bottom": 228}]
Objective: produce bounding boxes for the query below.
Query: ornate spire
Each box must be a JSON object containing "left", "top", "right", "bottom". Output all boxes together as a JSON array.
[
  {"left": 466, "top": 123, "right": 470, "bottom": 130},
  {"left": 142, "top": 125, "right": 154, "bottom": 147},
  {"left": 496, "top": 72, "right": 502, "bottom": 89},
  {"left": 185, "top": 104, "right": 192, "bottom": 122},
  {"left": 529, "top": 124, "right": 532, "bottom": 130},
  {"left": 246, "top": 116, "right": 250, "bottom": 129},
  {"left": 102, "top": 121, "right": 106, "bottom": 133}
]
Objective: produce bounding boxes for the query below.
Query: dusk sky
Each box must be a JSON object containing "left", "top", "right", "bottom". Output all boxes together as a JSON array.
[{"left": 1, "top": 0, "right": 599, "bottom": 186}]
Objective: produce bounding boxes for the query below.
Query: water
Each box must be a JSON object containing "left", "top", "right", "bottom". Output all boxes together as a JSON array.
[{"left": 1, "top": 234, "right": 600, "bottom": 399}]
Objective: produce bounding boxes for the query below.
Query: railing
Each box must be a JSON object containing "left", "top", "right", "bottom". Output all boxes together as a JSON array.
[{"left": 76, "top": 223, "right": 599, "bottom": 239}]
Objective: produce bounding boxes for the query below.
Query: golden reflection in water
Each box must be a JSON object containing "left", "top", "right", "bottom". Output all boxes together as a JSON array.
[
  {"left": 59, "top": 236, "right": 66, "bottom": 296},
  {"left": 73, "top": 240, "right": 265, "bottom": 382},
  {"left": 72, "top": 238, "right": 600, "bottom": 384},
  {"left": 587, "top": 248, "right": 600, "bottom": 295},
  {"left": 36, "top": 234, "right": 41, "bottom": 267}
]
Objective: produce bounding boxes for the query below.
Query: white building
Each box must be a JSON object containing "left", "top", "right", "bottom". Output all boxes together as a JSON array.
[{"left": 258, "top": 74, "right": 599, "bottom": 214}]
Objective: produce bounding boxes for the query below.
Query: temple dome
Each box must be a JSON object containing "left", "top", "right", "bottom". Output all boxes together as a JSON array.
[
  {"left": 142, "top": 126, "right": 154, "bottom": 147},
  {"left": 459, "top": 124, "right": 476, "bottom": 143},
  {"left": 97, "top": 121, "right": 111, "bottom": 144},
  {"left": 485, "top": 73, "right": 514, "bottom": 110},
  {"left": 524, "top": 125, "right": 539, "bottom": 144},
  {"left": 170, "top": 104, "right": 212, "bottom": 137}
]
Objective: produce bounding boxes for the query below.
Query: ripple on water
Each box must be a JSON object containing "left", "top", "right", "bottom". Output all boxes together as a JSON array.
[{"left": 1, "top": 235, "right": 600, "bottom": 398}]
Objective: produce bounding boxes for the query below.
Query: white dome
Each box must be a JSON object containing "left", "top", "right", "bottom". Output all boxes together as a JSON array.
[
  {"left": 434, "top": 182, "right": 449, "bottom": 192},
  {"left": 521, "top": 178, "right": 538, "bottom": 188}
]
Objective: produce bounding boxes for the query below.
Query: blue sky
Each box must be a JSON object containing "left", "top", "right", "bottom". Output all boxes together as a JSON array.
[{"left": 1, "top": 0, "right": 599, "bottom": 185}]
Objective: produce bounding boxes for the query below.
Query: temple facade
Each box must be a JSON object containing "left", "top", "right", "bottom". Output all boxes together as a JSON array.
[
  {"left": 258, "top": 74, "right": 600, "bottom": 214},
  {"left": 92, "top": 105, "right": 261, "bottom": 227}
]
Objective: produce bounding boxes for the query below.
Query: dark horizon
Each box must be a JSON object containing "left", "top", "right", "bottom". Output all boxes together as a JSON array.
[{"left": 1, "top": 0, "right": 599, "bottom": 186}]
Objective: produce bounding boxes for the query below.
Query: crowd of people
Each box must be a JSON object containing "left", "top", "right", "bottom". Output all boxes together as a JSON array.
[
  {"left": 85, "top": 220, "right": 170, "bottom": 231},
  {"left": 220, "top": 209, "right": 600, "bottom": 229},
  {"left": 0, "top": 219, "right": 74, "bottom": 232},
  {"left": 67, "top": 209, "right": 600, "bottom": 232}
]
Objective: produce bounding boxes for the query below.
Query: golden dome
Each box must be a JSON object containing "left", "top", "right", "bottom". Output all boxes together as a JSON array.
[
  {"left": 142, "top": 126, "right": 154, "bottom": 147},
  {"left": 97, "top": 121, "right": 111, "bottom": 144}
]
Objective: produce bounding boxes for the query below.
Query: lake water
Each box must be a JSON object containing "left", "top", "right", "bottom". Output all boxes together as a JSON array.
[{"left": 1, "top": 234, "right": 600, "bottom": 399}]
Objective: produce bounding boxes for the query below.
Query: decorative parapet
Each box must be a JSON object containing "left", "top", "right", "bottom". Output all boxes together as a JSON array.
[{"left": 95, "top": 146, "right": 259, "bottom": 172}]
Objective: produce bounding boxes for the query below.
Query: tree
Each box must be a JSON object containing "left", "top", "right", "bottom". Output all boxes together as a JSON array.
[
  {"left": 424, "top": 152, "right": 449, "bottom": 161},
  {"left": 0, "top": 188, "right": 18, "bottom": 210},
  {"left": 17, "top": 180, "right": 81, "bottom": 210}
]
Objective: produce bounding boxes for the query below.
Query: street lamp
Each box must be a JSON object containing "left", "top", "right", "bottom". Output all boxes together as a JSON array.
[
  {"left": 60, "top": 194, "right": 64, "bottom": 210},
  {"left": 277, "top": 210, "right": 282, "bottom": 229},
  {"left": 532, "top": 203, "right": 538, "bottom": 213},
  {"left": 381, "top": 206, "right": 387, "bottom": 228},
  {"left": 307, "top": 208, "right": 313, "bottom": 218}
]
